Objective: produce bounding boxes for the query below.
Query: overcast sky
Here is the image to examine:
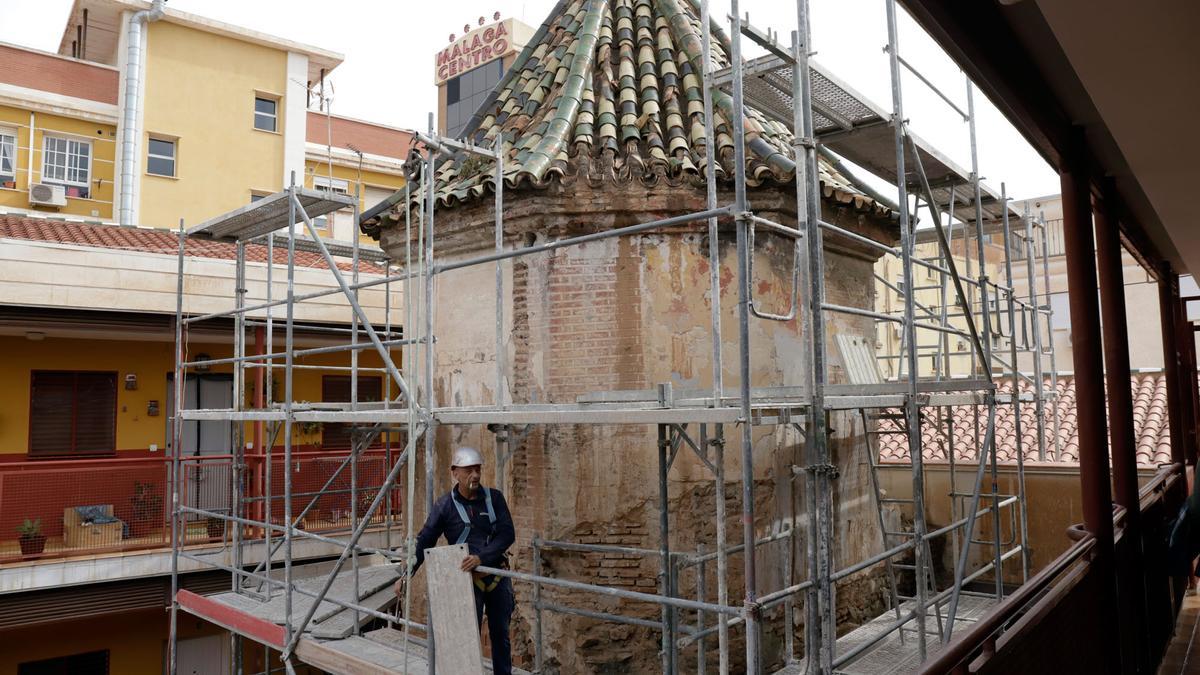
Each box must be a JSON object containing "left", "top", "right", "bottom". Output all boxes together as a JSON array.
[{"left": 0, "top": 0, "right": 1061, "bottom": 201}]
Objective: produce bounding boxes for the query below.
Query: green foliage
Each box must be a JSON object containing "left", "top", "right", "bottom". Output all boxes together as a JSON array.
[{"left": 17, "top": 518, "right": 41, "bottom": 538}]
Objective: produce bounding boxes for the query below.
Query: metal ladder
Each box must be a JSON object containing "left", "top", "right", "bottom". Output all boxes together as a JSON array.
[{"left": 860, "top": 407, "right": 945, "bottom": 642}]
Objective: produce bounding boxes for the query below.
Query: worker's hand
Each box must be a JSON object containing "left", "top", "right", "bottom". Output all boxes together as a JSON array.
[{"left": 461, "top": 554, "right": 482, "bottom": 572}]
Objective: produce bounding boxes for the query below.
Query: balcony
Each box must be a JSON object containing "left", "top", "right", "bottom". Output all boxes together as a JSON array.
[{"left": 0, "top": 450, "right": 403, "bottom": 566}]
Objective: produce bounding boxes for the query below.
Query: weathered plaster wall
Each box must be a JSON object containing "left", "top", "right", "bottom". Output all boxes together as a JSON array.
[{"left": 380, "top": 180, "right": 896, "bottom": 672}]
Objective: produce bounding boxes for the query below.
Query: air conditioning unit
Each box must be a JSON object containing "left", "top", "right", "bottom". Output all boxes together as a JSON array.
[{"left": 29, "top": 183, "right": 66, "bottom": 207}]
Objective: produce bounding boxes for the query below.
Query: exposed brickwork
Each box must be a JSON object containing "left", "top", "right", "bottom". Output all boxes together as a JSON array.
[
  {"left": 0, "top": 44, "right": 118, "bottom": 105},
  {"left": 305, "top": 112, "right": 412, "bottom": 159},
  {"left": 380, "top": 179, "right": 898, "bottom": 672}
]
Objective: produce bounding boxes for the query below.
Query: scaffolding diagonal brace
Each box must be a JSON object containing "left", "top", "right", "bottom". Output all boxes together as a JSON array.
[{"left": 291, "top": 194, "right": 417, "bottom": 405}]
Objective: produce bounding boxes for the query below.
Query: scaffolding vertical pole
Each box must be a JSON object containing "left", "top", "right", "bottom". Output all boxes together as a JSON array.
[
  {"left": 1038, "top": 215, "right": 1063, "bottom": 459},
  {"left": 999, "top": 186, "right": 1031, "bottom": 582},
  {"left": 700, "top": 0, "right": 723, "bottom": 408},
  {"left": 712, "top": 423, "right": 729, "bottom": 674},
  {"left": 401, "top": 178, "right": 418, "bottom": 670},
  {"left": 283, "top": 172, "right": 298, "bottom": 653},
  {"left": 658, "top": 424, "right": 675, "bottom": 675},
  {"left": 698, "top": 0, "right": 729, "bottom": 666},
  {"left": 1022, "top": 204, "right": 1049, "bottom": 461},
  {"left": 350, "top": 181, "right": 362, "bottom": 630},
  {"left": 423, "top": 114, "right": 438, "bottom": 675},
  {"left": 233, "top": 239, "right": 247, "bottom": 675},
  {"left": 168, "top": 218, "right": 186, "bottom": 675},
  {"left": 791, "top": 0, "right": 834, "bottom": 667},
  {"left": 884, "top": 0, "right": 927, "bottom": 661},
  {"left": 534, "top": 534, "right": 544, "bottom": 673},
  {"left": 965, "top": 82, "right": 1004, "bottom": 600},
  {"left": 726, "top": 4, "right": 761, "bottom": 672},
  {"left": 495, "top": 150, "right": 505, "bottom": 415},
  {"left": 697, "top": 543, "right": 708, "bottom": 675},
  {"left": 935, "top": 186, "right": 956, "bottom": 380},
  {"left": 264, "top": 221, "right": 275, "bottom": 594}
]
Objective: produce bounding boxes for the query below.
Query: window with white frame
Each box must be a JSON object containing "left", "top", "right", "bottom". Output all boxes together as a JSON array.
[
  {"left": 147, "top": 137, "right": 176, "bottom": 177},
  {"left": 254, "top": 96, "right": 278, "bottom": 132},
  {"left": 312, "top": 176, "right": 349, "bottom": 235},
  {"left": 42, "top": 135, "right": 91, "bottom": 198},
  {"left": 0, "top": 129, "right": 15, "bottom": 186}
]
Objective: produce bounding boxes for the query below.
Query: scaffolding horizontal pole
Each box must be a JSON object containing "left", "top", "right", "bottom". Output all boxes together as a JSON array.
[
  {"left": 473, "top": 564, "right": 741, "bottom": 617},
  {"left": 246, "top": 363, "right": 390, "bottom": 373},
  {"left": 747, "top": 214, "right": 802, "bottom": 239},
  {"left": 183, "top": 267, "right": 418, "bottom": 325},
  {"left": 434, "top": 206, "right": 736, "bottom": 275},
  {"left": 177, "top": 506, "right": 403, "bottom": 561},
  {"left": 243, "top": 320, "right": 404, "bottom": 338},
  {"left": 822, "top": 303, "right": 973, "bottom": 339},
  {"left": 534, "top": 601, "right": 670, "bottom": 631},
  {"left": 831, "top": 539, "right": 916, "bottom": 582},
  {"left": 678, "top": 527, "right": 794, "bottom": 569},
  {"left": 820, "top": 219, "right": 898, "bottom": 255},
  {"left": 538, "top": 538, "right": 669, "bottom": 558}
]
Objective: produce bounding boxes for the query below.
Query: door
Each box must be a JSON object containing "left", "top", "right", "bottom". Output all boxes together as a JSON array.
[
  {"left": 167, "top": 374, "right": 234, "bottom": 518},
  {"left": 175, "top": 634, "right": 231, "bottom": 675}
]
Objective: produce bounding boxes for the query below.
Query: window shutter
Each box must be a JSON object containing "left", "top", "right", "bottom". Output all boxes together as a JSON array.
[
  {"left": 75, "top": 373, "right": 117, "bottom": 454},
  {"left": 29, "top": 372, "right": 116, "bottom": 457},
  {"left": 29, "top": 373, "right": 74, "bottom": 455}
]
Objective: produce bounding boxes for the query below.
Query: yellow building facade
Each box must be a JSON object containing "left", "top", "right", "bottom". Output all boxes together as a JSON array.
[{"left": 0, "top": 3, "right": 412, "bottom": 672}]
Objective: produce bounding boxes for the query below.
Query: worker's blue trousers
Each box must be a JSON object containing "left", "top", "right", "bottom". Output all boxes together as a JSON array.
[{"left": 473, "top": 576, "right": 514, "bottom": 675}]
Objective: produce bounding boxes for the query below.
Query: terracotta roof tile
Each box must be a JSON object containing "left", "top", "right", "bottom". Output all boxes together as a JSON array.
[
  {"left": 0, "top": 214, "right": 383, "bottom": 273},
  {"left": 876, "top": 372, "right": 1178, "bottom": 467}
]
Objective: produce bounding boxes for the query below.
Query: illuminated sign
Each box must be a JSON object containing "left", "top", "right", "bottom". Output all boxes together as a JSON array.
[{"left": 435, "top": 19, "right": 516, "bottom": 85}]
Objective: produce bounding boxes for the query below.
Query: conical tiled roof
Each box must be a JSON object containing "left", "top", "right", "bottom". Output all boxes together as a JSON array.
[{"left": 368, "top": 0, "right": 885, "bottom": 231}]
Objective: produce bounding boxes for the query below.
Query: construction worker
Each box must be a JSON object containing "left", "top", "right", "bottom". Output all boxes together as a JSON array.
[{"left": 396, "top": 446, "right": 516, "bottom": 674}]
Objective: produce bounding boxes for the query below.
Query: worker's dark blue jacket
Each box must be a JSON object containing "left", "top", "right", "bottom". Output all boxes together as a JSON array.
[{"left": 411, "top": 485, "right": 515, "bottom": 575}]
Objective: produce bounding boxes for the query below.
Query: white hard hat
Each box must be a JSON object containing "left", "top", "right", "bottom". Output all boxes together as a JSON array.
[{"left": 451, "top": 447, "right": 484, "bottom": 468}]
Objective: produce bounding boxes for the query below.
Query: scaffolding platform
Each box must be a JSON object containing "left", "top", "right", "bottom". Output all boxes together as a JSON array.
[
  {"left": 715, "top": 52, "right": 1014, "bottom": 227},
  {"left": 187, "top": 187, "right": 356, "bottom": 241},
  {"left": 780, "top": 594, "right": 997, "bottom": 675}
]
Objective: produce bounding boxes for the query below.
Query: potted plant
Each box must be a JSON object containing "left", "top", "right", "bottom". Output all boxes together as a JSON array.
[
  {"left": 18, "top": 519, "right": 46, "bottom": 556},
  {"left": 206, "top": 515, "right": 226, "bottom": 540},
  {"left": 130, "top": 481, "right": 163, "bottom": 538},
  {"left": 1, "top": 180, "right": 15, "bottom": 189}
]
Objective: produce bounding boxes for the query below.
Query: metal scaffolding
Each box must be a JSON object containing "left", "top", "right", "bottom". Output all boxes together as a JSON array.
[{"left": 165, "top": 0, "right": 1063, "bottom": 673}]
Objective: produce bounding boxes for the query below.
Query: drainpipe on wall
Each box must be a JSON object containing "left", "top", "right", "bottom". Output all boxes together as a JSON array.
[{"left": 118, "top": 0, "right": 165, "bottom": 225}]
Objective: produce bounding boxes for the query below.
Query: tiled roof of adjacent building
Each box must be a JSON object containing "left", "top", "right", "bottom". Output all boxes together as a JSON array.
[
  {"left": 371, "top": 0, "right": 883, "bottom": 225},
  {"left": 877, "top": 372, "right": 1175, "bottom": 467},
  {"left": 0, "top": 214, "right": 383, "bottom": 273}
]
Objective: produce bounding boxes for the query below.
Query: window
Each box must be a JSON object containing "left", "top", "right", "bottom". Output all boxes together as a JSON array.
[
  {"left": 18, "top": 649, "right": 109, "bottom": 675},
  {"left": 0, "top": 128, "right": 15, "bottom": 185},
  {"left": 444, "top": 59, "right": 504, "bottom": 138},
  {"left": 321, "top": 376, "right": 382, "bottom": 450},
  {"left": 254, "top": 96, "right": 278, "bottom": 132},
  {"left": 1048, "top": 292, "right": 1071, "bottom": 331},
  {"left": 42, "top": 135, "right": 91, "bottom": 198},
  {"left": 147, "top": 137, "right": 176, "bottom": 177},
  {"left": 313, "top": 176, "right": 349, "bottom": 233},
  {"left": 29, "top": 371, "right": 117, "bottom": 457}
]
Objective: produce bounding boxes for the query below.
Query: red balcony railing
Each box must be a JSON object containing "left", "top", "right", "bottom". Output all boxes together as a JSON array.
[{"left": 0, "top": 450, "right": 404, "bottom": 564}]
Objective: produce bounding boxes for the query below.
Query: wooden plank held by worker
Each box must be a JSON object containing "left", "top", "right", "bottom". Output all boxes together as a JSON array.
[{"left": 425, "top": 543, "right": 485, "bottom": 674}]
